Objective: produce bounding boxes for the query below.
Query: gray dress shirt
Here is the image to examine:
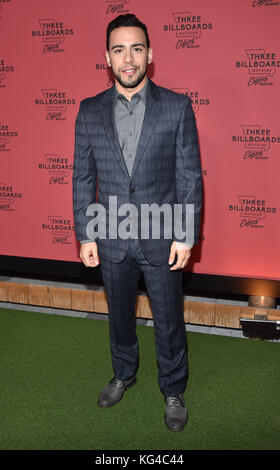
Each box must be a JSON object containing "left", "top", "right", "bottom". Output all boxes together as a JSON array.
[{"left": 114, "top": 83, "right": 147, "bottom": 177}]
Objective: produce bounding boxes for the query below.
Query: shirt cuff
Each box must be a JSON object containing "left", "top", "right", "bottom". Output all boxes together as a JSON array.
[{"left": 173, "top": 241, "right": 193, "bottom": 250}]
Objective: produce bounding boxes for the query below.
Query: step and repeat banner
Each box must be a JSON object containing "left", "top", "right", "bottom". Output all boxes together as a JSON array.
[{"left": 1, "top": 0, "right": 279, "bottom": 280}]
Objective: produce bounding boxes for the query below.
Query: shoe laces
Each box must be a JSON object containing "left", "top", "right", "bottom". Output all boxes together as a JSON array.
[
  {"left": 108, "top": 378, "right": 121, "bottom": 388},
  {"left": 167, "top": 394, "right": 185, "bottom": 407}
]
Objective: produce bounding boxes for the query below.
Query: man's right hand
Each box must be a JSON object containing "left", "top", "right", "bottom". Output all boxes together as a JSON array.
[{"left": 80, "top": 241, "right": 99, "bottom": 267}]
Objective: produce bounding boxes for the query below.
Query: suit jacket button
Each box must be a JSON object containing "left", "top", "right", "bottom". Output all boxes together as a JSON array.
[{"left": 130, "top": 188, "right": 135, "bottom": 194}]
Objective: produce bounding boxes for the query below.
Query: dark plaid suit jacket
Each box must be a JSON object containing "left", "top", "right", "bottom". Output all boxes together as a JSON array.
[{"left": 73, "top": 79, "right": 202, "bottom": 265}]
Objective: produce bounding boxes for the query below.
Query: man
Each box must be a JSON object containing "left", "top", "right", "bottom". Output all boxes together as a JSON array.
[{"left": 73, "top": 14, "right": 202, "bottom": 432}]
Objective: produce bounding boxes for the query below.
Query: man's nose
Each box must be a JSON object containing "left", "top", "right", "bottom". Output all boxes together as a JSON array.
[{"left": 123, "top": 49, "right": 133, "bottom": 62}]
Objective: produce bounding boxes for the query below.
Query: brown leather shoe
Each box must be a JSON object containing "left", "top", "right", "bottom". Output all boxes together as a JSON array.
[
  {"left": 97, "top": 376, "right": 137, "bottom": 408},
  {"left": 164, "top": 394, "right": 188, "bottom": 432}
]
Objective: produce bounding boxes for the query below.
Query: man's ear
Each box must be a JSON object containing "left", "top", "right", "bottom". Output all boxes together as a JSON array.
[
  {"left": 105, "top": 50, "right": 111, "bottom": 67},
  {"left": 148, "top": 48, "right": 153, "bottom": 65}
]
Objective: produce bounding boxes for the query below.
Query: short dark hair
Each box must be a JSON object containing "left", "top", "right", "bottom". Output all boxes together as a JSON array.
[{"left": 106, "top": 14, "right": 150, "bottom": 51}]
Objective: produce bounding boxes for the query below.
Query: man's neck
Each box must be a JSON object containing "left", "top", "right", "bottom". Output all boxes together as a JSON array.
[{"left": 115, "top": 76, "right": 148, "bottom": 102}]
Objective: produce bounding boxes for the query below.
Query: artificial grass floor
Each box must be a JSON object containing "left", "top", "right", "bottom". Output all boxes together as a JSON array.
[{"left": 0, "top": 307, "right": 279, "bottom": 450}]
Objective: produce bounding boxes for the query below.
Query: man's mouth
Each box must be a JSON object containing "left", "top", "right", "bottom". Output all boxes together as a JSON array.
[{"left": 122, "top": 67, "right": 137, "bottom": 75}]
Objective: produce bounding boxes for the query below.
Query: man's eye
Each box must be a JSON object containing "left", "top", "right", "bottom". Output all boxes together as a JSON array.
[
  {"left": 133, "top": 47, "right": 143, "bottom": 53},
  {"left": 114, "top": 49, "right": 123, "bottom": 54}
]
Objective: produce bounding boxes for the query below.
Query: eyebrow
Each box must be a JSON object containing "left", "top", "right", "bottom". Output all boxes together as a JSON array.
[{"left": 111, "top": 43, "right": 146, "bottom": 50}]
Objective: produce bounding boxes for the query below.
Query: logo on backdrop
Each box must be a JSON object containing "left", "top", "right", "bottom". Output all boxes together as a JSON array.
[
  {"left": 0, "top": 123, "right": 18, "bottom": 152},
  {"left": 35, "top": 89, "right": 76, "bottom": 120},
  {"left": 96, "top": 53, "right": 114, "bottom": 88},
  {"left": 0, "top": 0, "right": 11, "bottom": 20},
  {"left": 38, "top": 154, "right": 73, "bottom": 184},
  {"left": 228, "top": 195, "right": 277, "bottom": 228},
  {"left": 252, "top": 0, "right": 279, "bottom": 6},
  {"left": 0, "top": 183, "right": 22, "bottom": 211},
  {"left": 0, "top": 59, "right": 14, "bottom": 88},
  {"left": 105, "top": 0, "right": 130, "bottom": 15},
  {"left": 172, "top": 87, "right": 210, "bottom": 114},
  {"left": 42, "top": 216, "right": 75, "bottom": 244},
  {"left": 232, "top": 124, "right": 280, "bottom": 160},
  {"left": 163, "top": 12, "right": 213, "bottom": 49},
  {"left": 32, "top": 19, "right": 74, "bottom": 53},
  {"left": 236, "top": 49, "right": 280, "bottom": 86}
]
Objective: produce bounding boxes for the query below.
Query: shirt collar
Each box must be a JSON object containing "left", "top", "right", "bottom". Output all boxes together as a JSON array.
[{"left": 114, "top": 79, "right": 148, "bottom": 106}]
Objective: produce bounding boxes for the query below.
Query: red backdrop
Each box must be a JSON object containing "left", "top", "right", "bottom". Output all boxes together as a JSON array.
[{"left": 1, "top": 0, "right": 279, "bottom": 280}]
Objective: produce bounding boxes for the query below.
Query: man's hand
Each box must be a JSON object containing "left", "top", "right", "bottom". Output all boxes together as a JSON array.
[
  {"left": 80, "top": 241, "right": 99, "bottom": 267},
  {"left": 168, "top": 241, "right": 191, "bottom": 271}
]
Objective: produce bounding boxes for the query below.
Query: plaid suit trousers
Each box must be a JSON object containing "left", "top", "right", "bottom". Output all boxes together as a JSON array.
[{"left": 99, "top": 237, "right": 188, "bottom": 397}]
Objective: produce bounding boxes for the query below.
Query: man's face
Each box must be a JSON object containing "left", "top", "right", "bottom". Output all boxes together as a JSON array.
[{"left": 105, "top": 26, "right": 152, "bottom": 91}]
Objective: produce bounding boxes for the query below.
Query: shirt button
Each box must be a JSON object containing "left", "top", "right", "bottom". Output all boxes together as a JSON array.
[
  {"left": 130, "top": 111, "right": 133, "bottom": 115},
  {"left": 128, "top": 154, "right": 132, "bottom": 158}
]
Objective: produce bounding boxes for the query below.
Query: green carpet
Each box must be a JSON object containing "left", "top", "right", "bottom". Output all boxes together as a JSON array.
[{"left": 0, "top": 307, "right": 279, "bottom": 450}]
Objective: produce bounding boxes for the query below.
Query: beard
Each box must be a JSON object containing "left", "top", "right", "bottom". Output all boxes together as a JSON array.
[{"left": 112, "top": 62, "right": 148, "bottom": 89}]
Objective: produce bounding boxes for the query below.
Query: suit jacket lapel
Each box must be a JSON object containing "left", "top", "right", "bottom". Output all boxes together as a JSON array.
[
  {"left": 131, "top": 79, "right": 162, "bottom": 180},
  {"left": 100, "top": 87, "right": 130, "bottom": 180}
]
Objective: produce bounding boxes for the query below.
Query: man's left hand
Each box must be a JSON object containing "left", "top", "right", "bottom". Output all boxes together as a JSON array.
[{"left": 168, "top": 241, "right": 191, "bottom": 271}]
